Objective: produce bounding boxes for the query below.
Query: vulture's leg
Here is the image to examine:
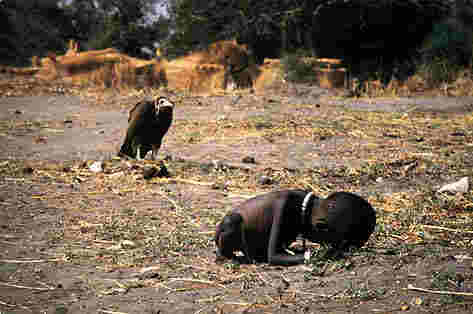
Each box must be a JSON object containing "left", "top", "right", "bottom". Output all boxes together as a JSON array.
[
  {"left": 137, "top": 145, "right": 142, "bottom": 160},
  {"left": 151, "top": 142, "right": 162, "bottom": 161}
]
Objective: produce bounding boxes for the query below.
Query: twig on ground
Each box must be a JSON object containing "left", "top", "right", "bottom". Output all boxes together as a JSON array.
[
  {"left": 0, "top": 258, "right": 63, "bottom": 263},
  {"left": 156, "top": 177, "right": 214, "bottom": 186},
  {"left": 179, "top": 264, "right": 214, "bottom": 273},
  {"left": 407, "top": 284, "right": 473, "bottom": 297},
  {"left": 0, "top": 300, "right": 17, "bottom": 307},
  {"left": 99, "top": 310, "right": 129, "bottom": 314},
  {"left": 167, "top": 278, "right": 226, "bottom": 289},
  {"left": 0, "top": 234, "right": 17, "bottom": 239},
  {"left": 196, "top": 295, "right": 224, "bottom": 304},
  {"left": 0, "top": 300, "right": 31, "bottom": 311},
  {"left": 0, "top": 240, "right": 16, "bottom": 245},
  {"left": 225, "top": 193, "right": 255, "bottom": 199},
  {"left": 0, "top": 281, "right": 54, "bottom": 291},
  {"left": 194, "top": 304, "right": 213, "bottom": 314},
  {"left": 287, "top": 289, "right": 348, "bottom": 299},
  {"left": 421, "top": 224, "right": 473, "bottom": 234},
  {"left": 198, "top": 231, "right": 214, "bottom": 235},
  {"left": 390, "top": 234, "right": 407, "bottom": 241}
]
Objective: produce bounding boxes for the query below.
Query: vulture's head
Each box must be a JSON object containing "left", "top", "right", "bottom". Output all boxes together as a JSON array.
[{"left": 155, "top": 97, "right": 174, "bottom": 117}]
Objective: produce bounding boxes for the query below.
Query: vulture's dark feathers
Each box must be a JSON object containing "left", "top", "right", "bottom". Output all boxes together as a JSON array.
[{"left": 119, "top": 96, "right": 174, "bottom": 160}]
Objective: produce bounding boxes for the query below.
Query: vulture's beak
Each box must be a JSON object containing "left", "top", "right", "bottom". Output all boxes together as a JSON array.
[
  {"left": 155, "top": 98, "right": 174, "bottom": 114},
  {"left": 158, "top": 99, "right": 174, "bottom": 108}
]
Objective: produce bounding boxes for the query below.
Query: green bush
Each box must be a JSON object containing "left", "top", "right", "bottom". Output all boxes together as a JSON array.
[
  {"left": 422, "top": 21, "right": 471, "bottom": 65},
  {"left": 417, "top": 20, "right": 472, "bottom": 86},
  {"left": 280, "top": 51, "right": 316, "bottom": 82},
  {"left": 417, "top": 56, "right": 462, "bottom": 86}
]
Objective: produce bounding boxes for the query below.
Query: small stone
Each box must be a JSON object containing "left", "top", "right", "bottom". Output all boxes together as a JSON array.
[
  {"left": 242, "top": 156, "right": 256, "bottom": 164},
  {"left": 156, "top": 164, "right": 170, "bottom": 178},
  {"left": 212, "top": 159, "right": 224, "bottom": 170},
  {"left": 143, "top": 166, "right": 158, "bottom": 179},
  {"left": 258, "top": 175, "right": 272, "bottom": 185},
  {"left": 54, "top": 305, "right": 68, "bottom": 314},
  {"left": 413, "top": 296, "right": 423, "bottom": 305},
  {"left": 89, "top": 161, "right": 103, "bottom": 173},
  {"left": 143, "top": 164, "right": 170, "bottom": 179},
  {"left": 438, "top": 177, "right": 469, "bottom": 193},
  {"left": 23, "top": 166, "right": 34, "bottom": 174},
  {"left": 120, "top": 240, "right": 136, "bottom": 249},
  {"left": 212, "top": 183, "right": 224, "bottom": 190},
  {"left": 200, "top": 163, "right": 212, "bottom": 174},
  {"left": 138, "top": 266, "right": 161, "bottom": 279},
  {"left": 108, "top": 244, "right": 121, "bottom": 251}
]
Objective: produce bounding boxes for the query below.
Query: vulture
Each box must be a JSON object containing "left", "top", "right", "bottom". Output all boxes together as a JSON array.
[{"left": 119, "top": 96, "right": 174, "bottom": 160}]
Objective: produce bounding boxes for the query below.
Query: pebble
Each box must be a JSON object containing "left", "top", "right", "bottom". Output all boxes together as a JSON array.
[
  {"left": 258, "top": 175, "right": 272, "bottom": 185},
  {"left": 89, "top": 161, "right": 103, "bottom": 173},
  {"left": 242, "top": 156, "right": 256, "bottom": 164}
]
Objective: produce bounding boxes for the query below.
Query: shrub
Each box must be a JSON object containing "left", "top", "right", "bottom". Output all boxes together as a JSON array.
[
  {"left": 417, "top": 19, "right": 472, "bottom": 86},
  {"left": 280, "top": 51, "right": 316, "bottom": 82}
]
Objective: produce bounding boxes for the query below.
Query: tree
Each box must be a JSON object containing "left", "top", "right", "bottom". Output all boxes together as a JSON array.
[
  {"left": 61, "top": 0, "right": 168, "bottom": 57},
  {"left": 171, "top": 0, "right": 462, "bottom": 83},
  {"left": 0, "top": 0, "right": 73, "bottom": 64},
  {"left": 164, "top": 0, "right": 243, "bottom": 57}
]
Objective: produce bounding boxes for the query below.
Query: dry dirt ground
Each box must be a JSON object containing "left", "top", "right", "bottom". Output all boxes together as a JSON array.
[{"left": 0, "top": 73, "right": 473, "bottom": 314}]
